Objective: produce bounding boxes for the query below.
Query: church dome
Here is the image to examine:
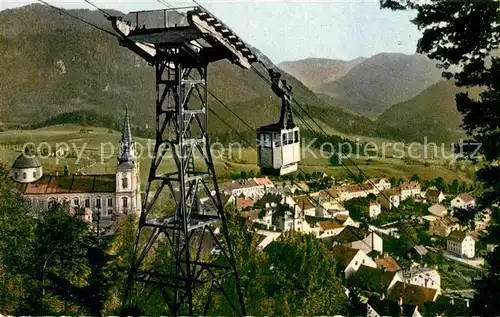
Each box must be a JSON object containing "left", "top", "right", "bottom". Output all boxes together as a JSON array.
[{"left": 12, "top": 154, "right": 41, "bottom": 169}]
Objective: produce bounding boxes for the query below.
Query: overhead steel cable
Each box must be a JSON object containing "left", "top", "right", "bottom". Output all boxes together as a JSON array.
[
  {"left": 250, "top": 64, "right": 419, "bottom": 245},
  {"left": 36, "top": 0, "right": 119, "bottom": 38},
  {"left": 45, "top": 0, "right": 415, "bottom": 245},
  {"left": 84, "top": 0, "right": 113, "bottom": 18}
]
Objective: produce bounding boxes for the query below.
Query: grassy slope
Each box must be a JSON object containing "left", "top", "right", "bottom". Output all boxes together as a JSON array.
[
  {"left": 0, "top": 125, "right": 476, "bottom": 184},
  {"left": 377, "top": 80, "right": 483, "bottom": 143}
]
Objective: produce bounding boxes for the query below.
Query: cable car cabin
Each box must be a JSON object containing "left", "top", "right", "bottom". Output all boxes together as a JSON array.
[{"left": 258, "top": 124, "right": 300, "bottom": 176}]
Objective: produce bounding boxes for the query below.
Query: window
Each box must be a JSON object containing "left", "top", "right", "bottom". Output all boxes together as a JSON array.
[
  {"left": 355, "top": 261, "right": 358, "bottom": 266},
  {"left": 261, "top": 133, "right": 272, "bottom": 148},
  {"left": 73, "top": 198, "right": 79, "bottom": 206},
  {"left": 14, "top": 172, "right": 18, "bottom": 179},
  {"left": 107, "top": 198, "right": 113, "bottom": 207},
  {"left": 33, "top": 171, "right": 37, "bottom": 178},
  {"left": 122, "top": 174, "right": 129, "bottom": 189},
  {"left": 96, "top": 198, "right": 101, "bottom": 209},
  {"left": 107, "top": 209, "right": 113, "bottom": 216},
  {"left": 23, "top": 172, "right": 27, "bottom": 179},
  {"left": 362, "top": 259, "right": 365, "bottom": 264},
  {"left": 85, "top": 198, "right": 91, "bottom": 208},
  {"left": 294, "top": 130, "right": 299, "bottom": 143},
  {"left": 122, "top": 197, "right": 129, "bottom": 208}
]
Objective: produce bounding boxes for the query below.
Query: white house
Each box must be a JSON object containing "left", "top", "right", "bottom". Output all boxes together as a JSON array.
[
  {"left": 331, "top": 245, "right": 377, "bottom": 279},
  {"left": 291, "top": 194, "right": 316, "bottom": 216},
  {"left": 400, "top": 181, "right": 421, "bottom": 200},
  {"left": 424, "top": 187, "right": 445, "bottom": 204},
  {"left": 315, "top": 220, "right": 344, "bottom": 238},
  {"left": 377, "top": 189, "right": 400, "bottom": 210},
  {"left": 451, "top": 193, "right": 476, "bottom": 210},
  {"left": 338, "top": 183, "right": 377, "bottom": 201},
  {"left": 428, "top": 203, "right": 447, "bottom": 217},
  {"left": 367, "top": 178, "right": 392, "bottom": 192},
  {"left": 221, "top": 179, "right": 264, "bottom": 198},
  {"left": 369, "top": 201, "right": 381, "bottom": 218},
  {"left": 333, "top": 226, "right": 384, "bottom": 255},
  {"left": 447, "top": 230, "right": 475, "bottom": 259},
  {"left": 403, "top": 263, "right": 441, "bottom": 291}
]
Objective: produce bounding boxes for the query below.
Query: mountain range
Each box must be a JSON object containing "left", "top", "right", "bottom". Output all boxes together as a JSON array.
[
  {"left": 0, "top": 4, "right": 472, "bottom": 145},
  {"left": 0, "top": 4, "right": 378, "bottom": 141},
  {"left": 281, "top": 53, "right": 444, "bottom": 118}
]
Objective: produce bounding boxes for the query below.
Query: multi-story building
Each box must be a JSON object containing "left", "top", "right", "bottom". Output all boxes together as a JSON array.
[
  {"left": 12, "top": 109, "right": 142, "bottom": 220},
  {"left": 447, "top": 230, "right": 475, "bottom": 259},
  {"left": 400, "top": 181, "right": 421, "bottom": 200}
]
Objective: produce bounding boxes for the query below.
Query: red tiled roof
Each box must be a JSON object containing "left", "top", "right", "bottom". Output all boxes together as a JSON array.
[
  {"left": 388, "top": 282, "right": 438, "bottom": 307},
  {"left": 375, "top": 256, "right": 401, "bottom": 272},
  {"left": 381, "top": 189, "right": 400, "bottom": 197},
  {"left": 317, "top": 220, "right": 343, "bottom": 231},
  {"left": 458, "top": 193, "right": 475, "bottom": 203},
  {"left": 294, "top": 195, "right": 315, "bottom": 211},
  {"left": 222, "top": 179, "right": 261, "bottom": 191},
  {"left": 401, "top": 181, "right": 421, "bottom": 190},
  {"left": 16, "top": 174, "right": 116, "bottom": 194},
  {"left": 236, "top": 197, "right": 254, "bottom": 210},
  {"left": 254, "top": 177, "right": 273, "bottom": 186},
  {"left": 239, "top": 210, "right": 259, "bottom": 222},
  {"left": 342, "top": 184, "right": 374, "bottom": 193}
]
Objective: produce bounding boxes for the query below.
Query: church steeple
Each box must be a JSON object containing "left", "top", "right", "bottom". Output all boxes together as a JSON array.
[{"left": 118, "top": 106, "right": 135, "bottom": 165}]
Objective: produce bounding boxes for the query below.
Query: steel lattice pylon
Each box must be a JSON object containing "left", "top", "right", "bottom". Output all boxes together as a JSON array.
[
  {"left": 109, "top": 7, "right": 259, "bottom": 315},
  {"left": 121, "top": 55, "right": 246, "bottom": 315}
]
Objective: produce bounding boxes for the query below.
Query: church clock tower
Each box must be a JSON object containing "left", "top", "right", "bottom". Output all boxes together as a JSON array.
[{"left": 116, "top": 107, "right": 141, "bottom": 215}]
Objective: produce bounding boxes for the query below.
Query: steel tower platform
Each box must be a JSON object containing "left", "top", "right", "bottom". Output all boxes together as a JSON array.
[{"left": 109, "top": 6, "right": 257, "bottom": 316}]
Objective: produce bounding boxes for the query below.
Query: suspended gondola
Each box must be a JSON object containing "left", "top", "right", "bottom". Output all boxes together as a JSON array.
[{"left": 257, "top": 69, "right": 300, "bottom": 175}]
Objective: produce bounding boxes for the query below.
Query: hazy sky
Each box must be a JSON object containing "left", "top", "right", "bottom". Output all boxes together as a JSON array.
[{"left": 0, "top": 0, "right": 422, "bottom": 64}]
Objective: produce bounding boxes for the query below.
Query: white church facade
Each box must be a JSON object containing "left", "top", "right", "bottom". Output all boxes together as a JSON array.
[{"left": 11, "top": 109, "right": 141, "bottom": 221}]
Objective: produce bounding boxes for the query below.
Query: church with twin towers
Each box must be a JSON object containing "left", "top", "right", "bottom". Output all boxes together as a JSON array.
[{"left": 10, "top": 109, "right": 142, "bottom": 222}]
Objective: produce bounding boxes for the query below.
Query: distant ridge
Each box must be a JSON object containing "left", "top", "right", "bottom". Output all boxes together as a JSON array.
[
  {"left": 315, "top": 53, "right": 443, "bottom": 117},
  {"left": 278, "top": 57, "right": 365, "bottom": 90}
]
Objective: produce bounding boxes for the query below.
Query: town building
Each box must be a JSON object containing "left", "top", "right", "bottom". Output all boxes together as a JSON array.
[
  {"left": 292, "top": 194, "right": 316, "bottom": 216},
  {"left": 400, "top": 181, "right": 421, "bottom": 200},
  {"left": 428, "top": 216, "right": 460, "bottom": 237},
  {"left": 315, "top": 220, "right": 344, "bottom": 238},
  {"left": 447, "top": 230, "right": 475, "bottom": 259},
  {"left": 338, "top": 183, "right": 376, "bottom": 201},
  {"left": 369, "top": 201, "right": 382, "bottom": 218},
  {"left": 220, "top": 176, "right": 274, "bottom": 198},
  {"left": 451, "top": 193, "right": 476, "bottom": 210},
  {"left": 387, "top": 282, "right": 439, "bottom": 308},
  {"left": 375, "top": 255, "right": 401, "bottom": 272},
  {"left": 424, "top": 187, "right": 445, "bottom": 204},
  {"left": 333, "top": 226, "right": 383, "bottom": 255},
  {"left": 366, "top": 178, "right": 392, "bottom": 192},
  {"left": 348, "top": 265, "right": 402, "bottom": 295},
  {"left": 428, "top": 203, "right": 447, "bottom": 217},
  {"left": 12, "top": 109, "right": 142, "bottom": 221},
  {"left": 367, "top": 296, "right": 422, "bottom": 317},
  {"left": 331, "top": 245, "right": 377, "bottom": 279},
  {"left": 334, "top": 214, "right": 359, "bottom": 227},
  {"left": 377, "top": 189, "right": 400, "bottom": 210},
  {"left": 403, "top": 264, "right": 441, "bottom": 291}
]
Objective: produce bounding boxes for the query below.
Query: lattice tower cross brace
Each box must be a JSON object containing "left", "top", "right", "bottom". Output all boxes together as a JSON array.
[{"left": 123, "top": 49, "right": 246, "bottom": 316}]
